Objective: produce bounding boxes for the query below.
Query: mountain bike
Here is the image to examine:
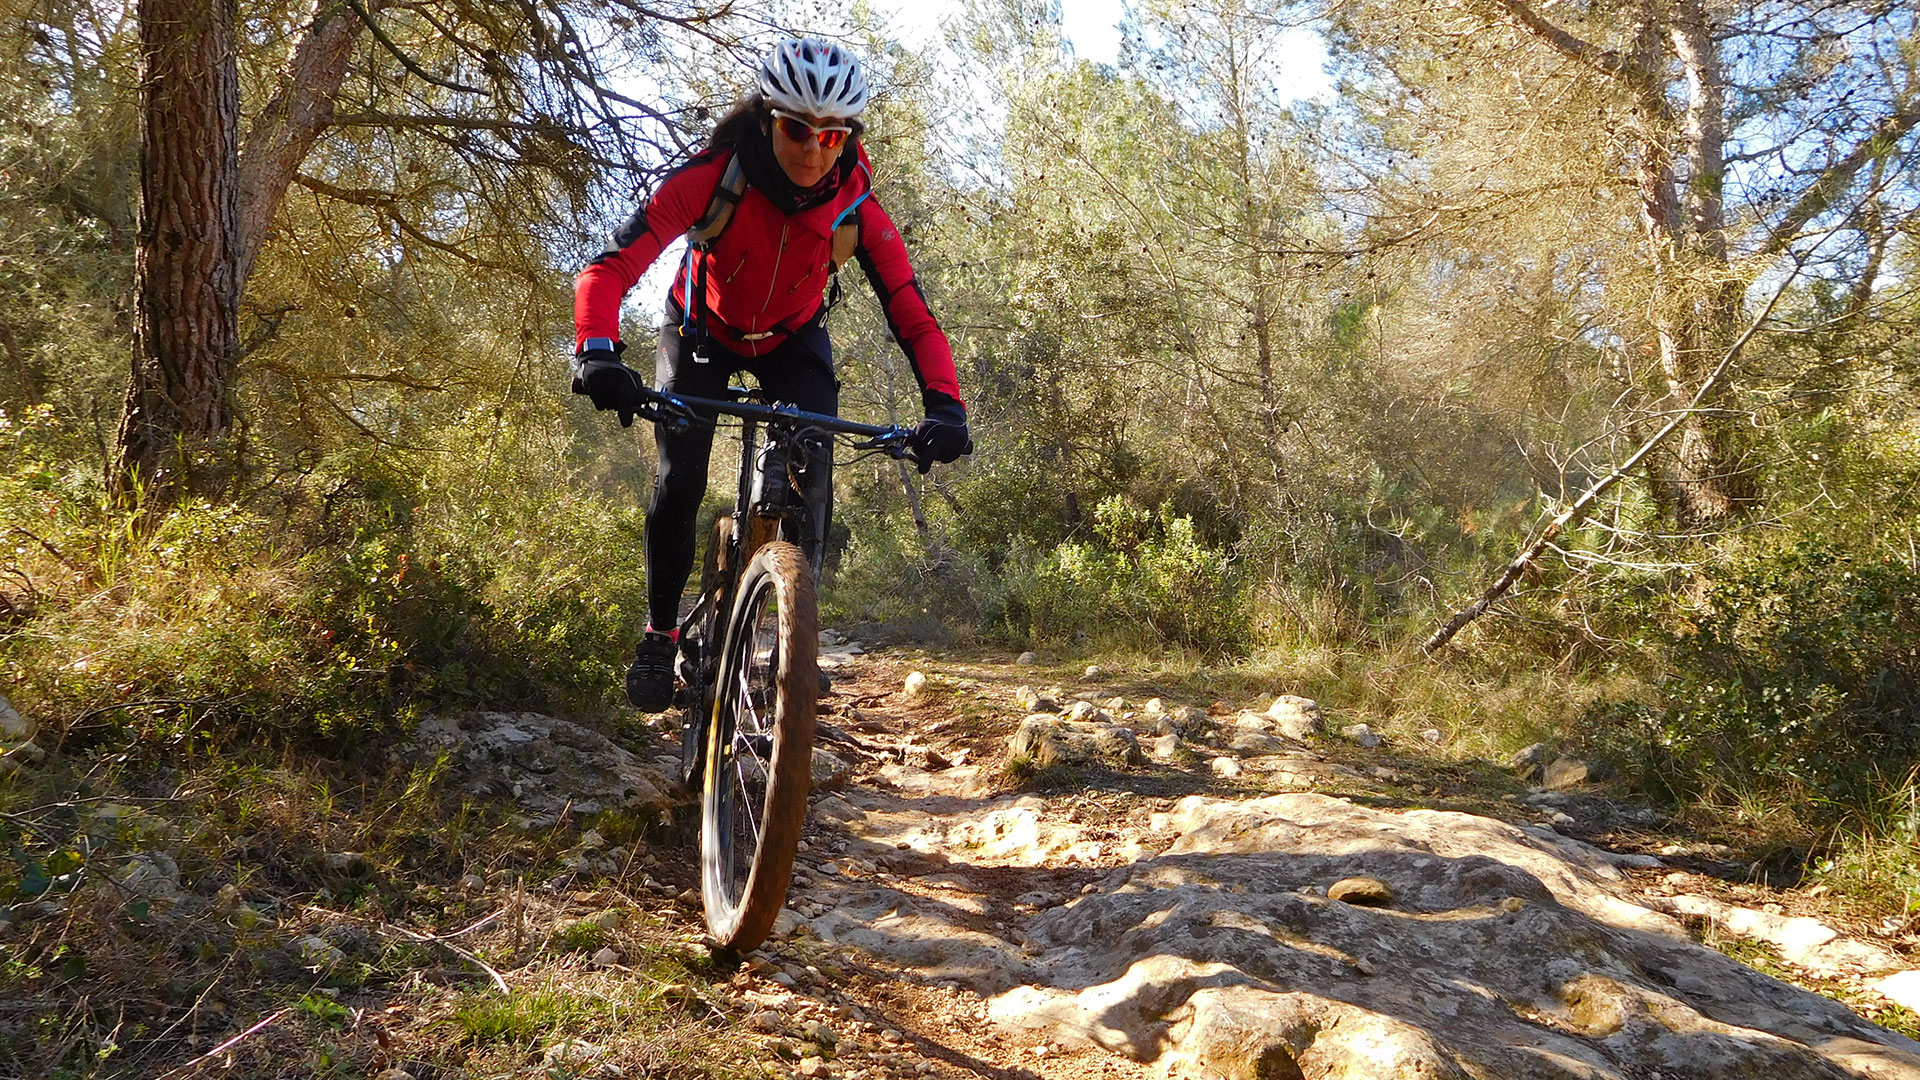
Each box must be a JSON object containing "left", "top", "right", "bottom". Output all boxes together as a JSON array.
[{"left": 628, "top": 382, "right": 918, "bottom": 951}]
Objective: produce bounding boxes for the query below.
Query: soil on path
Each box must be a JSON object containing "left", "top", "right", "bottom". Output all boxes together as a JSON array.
[{"left": 664, "top": 642, "right": 1920, "bottom": 1080}]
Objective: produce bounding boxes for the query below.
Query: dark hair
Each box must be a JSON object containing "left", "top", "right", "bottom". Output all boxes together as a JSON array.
[
  {"left": 708, "top": 92, "right": 865, "bottom": 149},
  {"left": 709, "top": 93, "right": 767, "bottom": 148}
]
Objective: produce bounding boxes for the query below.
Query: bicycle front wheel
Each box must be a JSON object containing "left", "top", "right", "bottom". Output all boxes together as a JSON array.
[{"left": 700, "top": 540, "right": 819, "bottom": 950}]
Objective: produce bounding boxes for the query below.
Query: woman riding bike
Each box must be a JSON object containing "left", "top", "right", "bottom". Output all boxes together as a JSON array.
[{"left": 570, "top": 37, "right": 971, "bottom": 711}]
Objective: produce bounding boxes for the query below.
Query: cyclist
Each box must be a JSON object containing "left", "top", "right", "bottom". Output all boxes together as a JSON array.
[{"left": 570, "top": 37, "right": 971, "bottom": 712}]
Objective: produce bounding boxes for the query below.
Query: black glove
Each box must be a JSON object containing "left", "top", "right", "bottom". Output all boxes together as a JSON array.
[
  {"left": 908, "top": 392, "right": 972, "bottom": 474},
  {"left": 570, "top": 344, "right": 645, "bottom": 428}
]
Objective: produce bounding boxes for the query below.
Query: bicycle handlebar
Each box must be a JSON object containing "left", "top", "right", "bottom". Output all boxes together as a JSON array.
[{"left": 631, "top": 383, "right": 917, "bottom": 458}]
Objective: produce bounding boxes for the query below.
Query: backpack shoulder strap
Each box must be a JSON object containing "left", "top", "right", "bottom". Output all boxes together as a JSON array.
[
  {"left": 827, "top": 160, "right": 874, "bottom": 271},
  {"left": 678, "top": 152, "right": 746, "bottom": 342},
  {"left": 830, "top": 220, "right": 860, "bottom": 270},
  {"left": 685, "top": 152, "right": 747, "bottom": 248}
]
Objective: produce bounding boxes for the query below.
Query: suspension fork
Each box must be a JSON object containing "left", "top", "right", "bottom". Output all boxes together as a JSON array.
[{"left": 736, "top": 418, "right": 783, "bottom": 568}]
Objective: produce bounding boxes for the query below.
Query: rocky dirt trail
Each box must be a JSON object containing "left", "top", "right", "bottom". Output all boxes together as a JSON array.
[
  {"left": 392, "top": 638, "right": 1920, "bottom": 1080},
  {"left": 695, "top": 638, "right": 1920, "bottom": 1080}
]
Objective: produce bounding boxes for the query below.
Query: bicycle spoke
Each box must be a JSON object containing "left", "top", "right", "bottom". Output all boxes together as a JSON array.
[
  {"left": 736, "top": 661, "right": 763, "bottom": 733},
  {"left": 731, "top": 753, "right": 764, "bottom": 878},
  {"left": 723, "top": 593, "right": 781, "bottom": 896}
]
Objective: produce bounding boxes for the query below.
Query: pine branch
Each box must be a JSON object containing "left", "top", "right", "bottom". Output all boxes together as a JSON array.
[
  {"left": 1485, "top": 0, "right": 1631, "bottom": 77},
  {"left": 1762, "top": 97, "right": 1920, "bottom": 255},
  {"left": 344, "top": 0, "right": 490, "bottom": 96}
]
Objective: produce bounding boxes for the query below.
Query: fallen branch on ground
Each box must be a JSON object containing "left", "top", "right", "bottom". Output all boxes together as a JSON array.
[{"left": 152, "top": 1007, "right": 289, "bottom": 1080}]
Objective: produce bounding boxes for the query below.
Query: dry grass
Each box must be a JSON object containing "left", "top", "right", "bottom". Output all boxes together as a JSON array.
[{"left": 0, "top": 742, "right": 766, "bottom": 1079}]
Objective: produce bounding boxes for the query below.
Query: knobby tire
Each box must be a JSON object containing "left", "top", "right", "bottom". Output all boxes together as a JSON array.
[{"left": 700, "top": 541, "right": 818, "bottom": 951}]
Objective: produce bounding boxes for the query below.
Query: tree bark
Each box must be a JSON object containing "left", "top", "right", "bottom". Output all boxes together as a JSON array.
[
  {"left": 1618, "top": 0, "right": 1750, "bottom": 529},
  {"left": 236, "top": 0, "right": 374, "bottom": 286},
  {"left": 1650, "top": 0, "right": 1753, "bottom": 528},
  {"left": 1495, "top": 0, "right": 1769, "bottom": 529},
  {"left": 115, "top": 0, "right": 243, "bottom": 503}
]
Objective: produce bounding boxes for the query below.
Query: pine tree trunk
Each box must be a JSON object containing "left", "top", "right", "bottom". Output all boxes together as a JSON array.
[
  {"left": 1630, "top": 2, "right": 1752, "bottom": 530},
  {"left": 237, "top": 0, "right": 371, "bottom": 286},
  {"left": 114, "top": 0, "right": 241, "bottom": 503},
  {"left": 1651, "top": 289, "right": 1755, "bottom": 529}
]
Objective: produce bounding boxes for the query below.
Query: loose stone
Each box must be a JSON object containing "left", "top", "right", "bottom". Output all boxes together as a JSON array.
[{"left": 1327, "top": 876, "right": 1395, "bottom": 906}]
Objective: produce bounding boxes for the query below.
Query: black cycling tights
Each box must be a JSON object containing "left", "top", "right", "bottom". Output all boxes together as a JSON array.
[{"left": 646, "top": 317, "right": 839, "bottom": 632}]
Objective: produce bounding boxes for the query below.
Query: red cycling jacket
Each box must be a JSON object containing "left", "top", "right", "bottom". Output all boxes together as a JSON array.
[{"left": 574, "top": 144, "right": 963, "bottom": 407}]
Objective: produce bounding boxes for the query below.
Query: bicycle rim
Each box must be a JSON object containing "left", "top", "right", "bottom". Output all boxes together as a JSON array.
[{"left": 700, "top": 541, "right": 818, "bottom": 950}]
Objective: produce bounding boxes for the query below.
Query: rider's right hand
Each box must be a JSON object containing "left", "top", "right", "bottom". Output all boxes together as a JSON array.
[{"left": 571, "top": 345, "right": 646, "bottom": 428}]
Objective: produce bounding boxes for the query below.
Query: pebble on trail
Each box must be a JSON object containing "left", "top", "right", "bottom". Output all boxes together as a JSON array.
[{"left": 903, "top": 671, "right": 929, "bottom": 700}]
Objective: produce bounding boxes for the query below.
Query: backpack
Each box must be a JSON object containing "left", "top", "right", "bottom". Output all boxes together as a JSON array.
[{"left": 676, "top": 152, "right": 870, "bottom": 345}]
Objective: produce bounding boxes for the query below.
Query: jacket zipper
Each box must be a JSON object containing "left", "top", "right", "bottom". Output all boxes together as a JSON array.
[{"left": 756, "top": 222, "right": 790, "bottom": 331}]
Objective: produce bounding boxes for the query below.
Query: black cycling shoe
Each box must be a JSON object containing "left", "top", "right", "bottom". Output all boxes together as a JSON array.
[{"left": 625, "top": 632, "right": 678, "bottom": 712}]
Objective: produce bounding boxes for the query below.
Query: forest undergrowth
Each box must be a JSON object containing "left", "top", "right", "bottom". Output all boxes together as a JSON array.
[
  {"left": 4, "top": 401, "right": 1920, "bottom": 1075},
  {"left": 7, "top": 0, "right": 1920, "bottom": 1069}
]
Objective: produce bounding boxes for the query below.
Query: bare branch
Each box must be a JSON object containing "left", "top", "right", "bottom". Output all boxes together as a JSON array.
[
  {"left": 344, "top": 0, "right": 491, "bottom": 96},
  {"left": 291, "top": 174, "right": 515, "bottom": 269},
  {"left": 152, "top": 1009, "right": 290, "bottom": 1080},
  {"left": 328, "top": 110, "right": 566, "bottom": 134},
  {"left": 1420, "top": 256, "right": 1800, "bottom": 655},
  {"left": 1485, "top": 0, "right": 1630, "bottom": 76}
]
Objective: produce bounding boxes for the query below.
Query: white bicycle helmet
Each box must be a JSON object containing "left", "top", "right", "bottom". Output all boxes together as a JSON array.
[{"left": 758, "top": 37, "right": 868, "bottom": 120}]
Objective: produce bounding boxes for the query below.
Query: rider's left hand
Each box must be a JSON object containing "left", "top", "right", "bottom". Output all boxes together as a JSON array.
[{"left": 909, "top": 393, "right": 972, "bottom": 474}]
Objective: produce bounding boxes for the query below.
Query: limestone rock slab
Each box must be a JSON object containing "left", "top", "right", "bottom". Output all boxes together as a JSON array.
[
  {"left": 1008, "top": 713, "right": 1144, "bottom": 768},
  {"left": 403, "top": 711, "right": 678, "bottom": 826},
  {"left": 824, "top": 789, "right": 1920, "bottom": 1080},
  {"left": 0, "top": 694, "right": 33, "bottom": 741}
]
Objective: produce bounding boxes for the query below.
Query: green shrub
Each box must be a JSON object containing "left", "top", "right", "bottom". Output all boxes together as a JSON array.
[
  {"left": 0, "top": 404, "right": 653, "bottom": 743},
  {"left": 1022, "top": 496, "right": 1249, "bottom": 656},
  {"left": 822, "top": 513, "right": 1008, "bottom": 636},
  {"left": 1588, "top": 531, "right": 1920, "bottom": 813}
]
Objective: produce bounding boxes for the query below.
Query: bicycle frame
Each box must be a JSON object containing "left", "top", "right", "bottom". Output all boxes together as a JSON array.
[
  {"left": 636, "top": 384, "right": 910, "bottom": 776},
  {"left": 657, "top": 388, "right": 906, "bottom": 567}
]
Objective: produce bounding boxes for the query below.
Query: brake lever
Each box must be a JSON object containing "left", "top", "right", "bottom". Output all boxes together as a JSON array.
[
  {"left": 898, "top": 432, "right": 970, "bottom": 474},
  {"left": 851, "top": 429, "right": 912, "bottom": 459},
  {"left": 635, "top": 391, "right": 711, "bottom": 437}
]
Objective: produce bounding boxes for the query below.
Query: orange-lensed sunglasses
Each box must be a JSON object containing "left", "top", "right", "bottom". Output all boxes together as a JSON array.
[{"left": 770, "top": 109, "right": 853, "bottom": 151}]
